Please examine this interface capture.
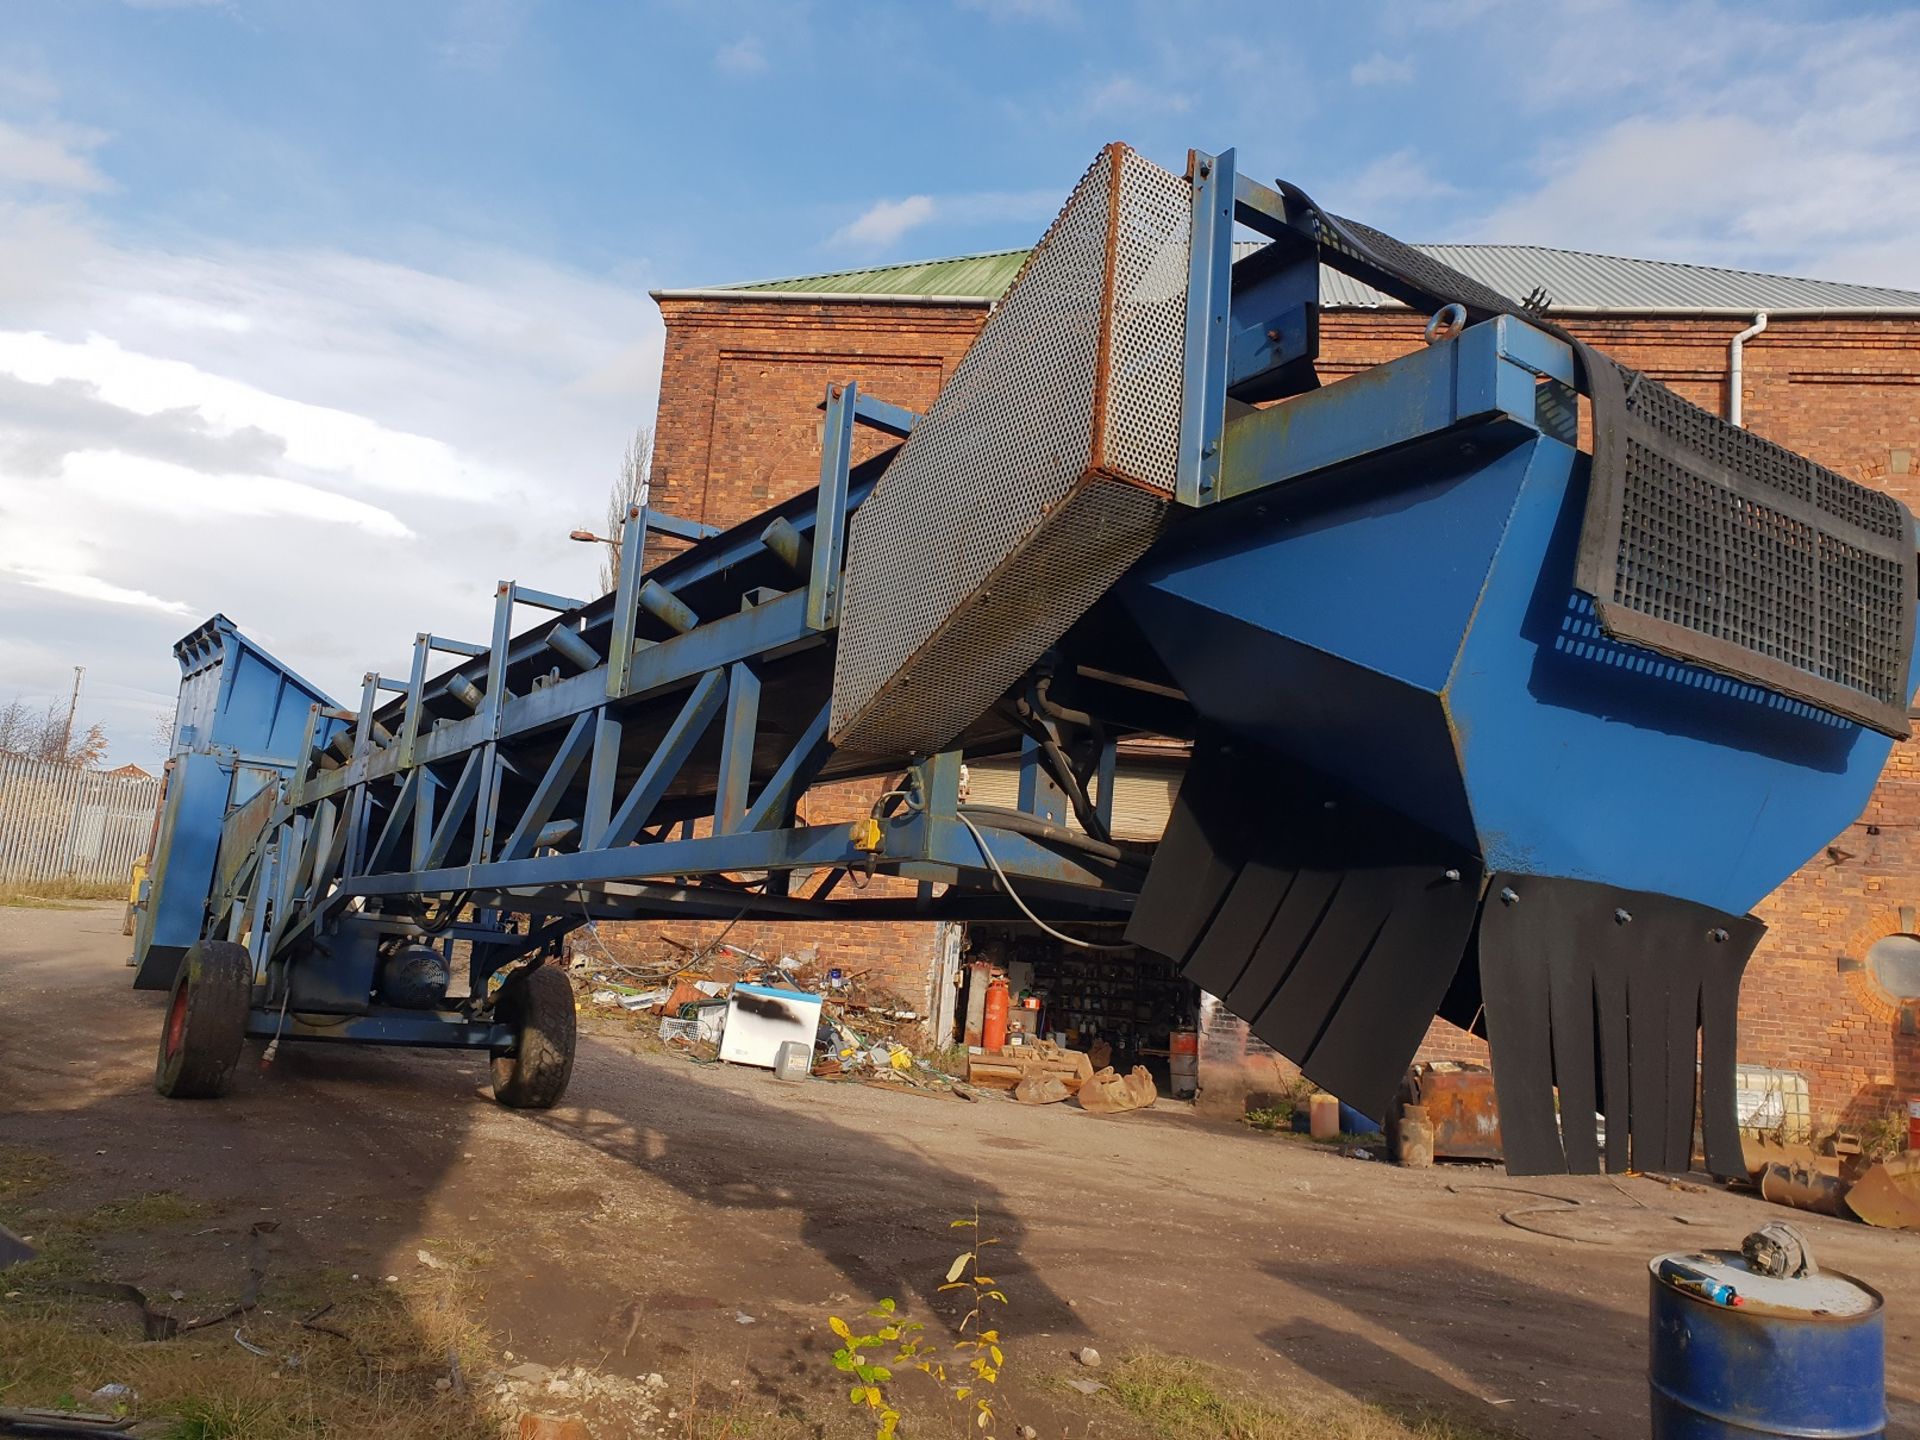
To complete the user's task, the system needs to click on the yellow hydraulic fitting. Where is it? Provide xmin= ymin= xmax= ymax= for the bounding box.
xmin=848 ymin=817 xmax=884 ymax=853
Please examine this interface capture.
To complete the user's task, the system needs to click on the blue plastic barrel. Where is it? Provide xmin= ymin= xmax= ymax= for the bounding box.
xmin=1649 ymin=1250 xmax=1884 ymax=1438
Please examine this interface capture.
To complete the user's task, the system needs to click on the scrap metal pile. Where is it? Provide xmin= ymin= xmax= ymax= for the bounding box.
xmin=132 ymin=142 xmax=1916 ymax=1179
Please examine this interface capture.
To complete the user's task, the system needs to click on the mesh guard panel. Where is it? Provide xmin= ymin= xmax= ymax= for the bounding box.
xmin=830 ymin=144 xmax=1191 ymax=755
xmin=1575 ymin=364 xmax=1915 ymax=737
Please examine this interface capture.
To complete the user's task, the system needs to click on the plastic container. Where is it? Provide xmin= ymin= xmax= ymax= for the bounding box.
xmin=772 ymin=1040 xmax=811 ymax=1083
xmin=1309 ymin=1092 xmax=1340 ymax=1140
xmin=1648 ymin=1249 xmax=1884 ymax=1438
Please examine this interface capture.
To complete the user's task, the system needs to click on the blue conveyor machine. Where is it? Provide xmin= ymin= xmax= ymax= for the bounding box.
xmin=133 ymin=144 xmax=1915 ymax=1177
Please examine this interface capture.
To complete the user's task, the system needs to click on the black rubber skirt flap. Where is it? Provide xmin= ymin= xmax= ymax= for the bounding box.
xmin=1126 ymin=740 xmax=1483 ymax=1122
xmin=1476 ymin=874 xmax=1763 ymax=1178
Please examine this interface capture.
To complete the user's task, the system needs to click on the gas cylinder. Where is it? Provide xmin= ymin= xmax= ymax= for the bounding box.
xmin=982 ymin=975 xmax=1011 ymax=1053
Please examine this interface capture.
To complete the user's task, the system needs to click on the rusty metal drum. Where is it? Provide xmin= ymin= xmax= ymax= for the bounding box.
xmin=1648 ymin=1250 xmax=1884 ymax=1438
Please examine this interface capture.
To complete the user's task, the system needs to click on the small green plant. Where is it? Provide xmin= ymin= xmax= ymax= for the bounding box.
xmin=1243 ymin=1107 xmax=1290 ymax=1132
xmin=827 ymin=1207 xmax=1010 ymax=1439
xmin=1859 ymin=1110 xmax=1910 ymax=1161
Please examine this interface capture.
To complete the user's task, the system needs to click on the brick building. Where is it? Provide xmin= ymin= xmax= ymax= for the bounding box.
xmin=629 ymin=241 xmax=1920 ymax=1134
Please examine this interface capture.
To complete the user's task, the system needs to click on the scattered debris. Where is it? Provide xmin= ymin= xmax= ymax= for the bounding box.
xmin=518 ymin=1416 xmax=593 ymax=1440
xmin=1076 ymin=1346 xmax=1102 ymax=1368
xmin=416 ymin=1248 xmax=447 ymax=1270
xmin=1014 ymin=1075 xmax=1070 ymax=1106
xmin=1843 ymin=1155 xmax=1920 ymax=1231
xmin=1078 ymin=1065 xmax=1156 ymax=1115
xmin=85 ymin=1383 xmax=136 ymax=1409
xmin=1064 ymin=1377 xmax=1105 ymax=1396
xmin=969 ymin=1040 xmax=1092 ymax=1095
xmin=734 ymin=1311 xmax=756 ymax=1325
xmin=1758 ymin=1161 xmax=1847 ymax=1217
xmin=488 ymin=1363 xmax=667 ymax=1433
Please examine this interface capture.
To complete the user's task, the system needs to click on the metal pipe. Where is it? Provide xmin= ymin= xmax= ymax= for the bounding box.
xmin=447 ymin=675 xmax=485 ymax=712
xmin=544 ymin=626 xmax=600 ymax=671
xmin=1728 ymin=311 xmax=1768 ymax=426
xmin=638 ymin=579 xmax=699 ymax=634
xmin=760 ymin=516 xmax=813 ymax=578
xmin=957 ymin=805 xmax=1146 ymax=868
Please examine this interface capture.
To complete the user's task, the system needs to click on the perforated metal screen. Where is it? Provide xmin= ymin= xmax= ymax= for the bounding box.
xmin=1577 ymin=367 xmax=1915 ymax=737
xmin=830 ymin=144 xmax=1192 ymax=755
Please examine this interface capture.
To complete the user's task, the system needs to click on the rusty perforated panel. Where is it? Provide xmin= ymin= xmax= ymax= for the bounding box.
xmin=829 ymin=144 xmax=1190 ymax=756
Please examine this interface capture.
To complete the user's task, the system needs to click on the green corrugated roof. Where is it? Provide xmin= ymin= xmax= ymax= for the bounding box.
xmin=710 ymin=242 xmax=1920 ymax=312
xmin=721 ymin=250 xmax=1028 ymax=298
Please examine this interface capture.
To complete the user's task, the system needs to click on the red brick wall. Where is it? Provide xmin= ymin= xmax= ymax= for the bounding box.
xmin=640 ymin=292 xmax=1920 ymax=1123
xmin=649 ymin=297 xmax=984 ymax=532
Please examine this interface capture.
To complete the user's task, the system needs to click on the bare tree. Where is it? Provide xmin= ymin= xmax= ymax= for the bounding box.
xmin=0 ymin=695 xmax=110 ymax=767
xmin=597 ymin=425 xmax=653 ymax=595
xmin=151 ymin=707 xmax=179 ymax=758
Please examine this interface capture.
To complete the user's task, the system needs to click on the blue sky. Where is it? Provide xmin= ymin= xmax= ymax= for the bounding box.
xmin=3 ymin=0 xmax=1918 ymax=767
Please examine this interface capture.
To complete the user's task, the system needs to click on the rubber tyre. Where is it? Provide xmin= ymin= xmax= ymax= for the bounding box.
xmin=490 ymin=965 xmax=576 ymax=1109
xmin=154 ymin=939 xmax=252 ymax=1099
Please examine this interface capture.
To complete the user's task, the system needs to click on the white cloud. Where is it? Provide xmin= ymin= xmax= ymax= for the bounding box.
xmin=715 ymin=36 xmax=769 ymax=75
xmin=1083 ymin=73 xmax=1191 ymax=119
xmin=0 ymin=331 xmax=517 ymax=501
xmin=6 ymin=567 xmax=192 ymax=616
xmin=0 ymin=118 xmax=109 ymax=191
xmin=0 ymin=137 xmax=664 ymax=769
xmin=831 ymin=195 xmax=936 ymax=250
xmin=1349 ymin=53 xmax=1413 ymax=87
xmin=1466 ymin=2 xmax=1920 ymax=287
xmin=59 ymin=450 xmax=415 ymax=538
xmin=825 ymin=188 xmax=1060 ymax=255
xmin=1324 ymin=149 xmax=1458 ymax=222
xmin=437 ymin=0 xmax=525 ymax=72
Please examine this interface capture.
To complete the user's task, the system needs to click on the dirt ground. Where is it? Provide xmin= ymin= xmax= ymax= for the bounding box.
xmin=3 ymin=902 xmax=1917 ymax=1439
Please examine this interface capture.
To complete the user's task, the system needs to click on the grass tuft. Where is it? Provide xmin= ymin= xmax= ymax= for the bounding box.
xmin=0 ymin=1282 xmax=501 ymax=1439
xmin=0 ymin=880 xmax=122 ymax=907
xmin=0 ymin=1146 xmax=62 ymax=1207
xmin=73 ymin=1192 xmax=205 ymax=1235
xmin=1095 ymin=1353 xmax=1511 ymax=1440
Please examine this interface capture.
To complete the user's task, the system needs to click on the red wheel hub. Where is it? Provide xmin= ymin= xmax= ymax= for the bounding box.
xmin=165 ymin=981 xmax=190 ymax=1060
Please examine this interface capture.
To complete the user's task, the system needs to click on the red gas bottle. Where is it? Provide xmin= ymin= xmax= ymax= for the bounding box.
xmin=982 ymin=975 xmax=1011 ymax=1054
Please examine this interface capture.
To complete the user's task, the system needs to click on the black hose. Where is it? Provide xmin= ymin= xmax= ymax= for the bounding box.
xmin=957 ymin=805 xmax=1148 ymax=868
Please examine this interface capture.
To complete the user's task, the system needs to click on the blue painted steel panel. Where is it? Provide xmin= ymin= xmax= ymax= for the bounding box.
xmin=135 ymin=619 xmax=346 ymax=988
xmin=132 ymin=750 xmax=232 ymax=987
xmin=1449 ymin=447 xmax=1895 ymax=913
xmin=1142 ymin=432 xmax=1533 ymax=695
xmin=1648 ymin=1251 xmax=1884 ymax=1438
xmin=1128 ymin=318 xmax=1905 ymax=917
xmin=173 ymin=614 xmax=340 ymax=760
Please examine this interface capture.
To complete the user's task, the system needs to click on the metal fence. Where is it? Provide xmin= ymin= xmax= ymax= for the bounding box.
xmin=0 ymin=753 xmax=160 ymax=888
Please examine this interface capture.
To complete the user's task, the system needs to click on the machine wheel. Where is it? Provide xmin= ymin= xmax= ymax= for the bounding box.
xmin=154 ymin=940 xmax=252 ymax=1099
xmin=490 ymin=965 xmax=576 ymax=1109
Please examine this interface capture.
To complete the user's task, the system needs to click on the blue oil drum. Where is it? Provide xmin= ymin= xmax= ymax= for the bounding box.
xmin=1649 ymin=1249 xmax=1884 ymax=1438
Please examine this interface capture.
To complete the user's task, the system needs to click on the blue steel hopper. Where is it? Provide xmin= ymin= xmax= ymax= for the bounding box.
xmin=1120 ymin=315 xmax=1914 ymax=1173
xmin=129 ymin=144 xmax=1915 ymax=1180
